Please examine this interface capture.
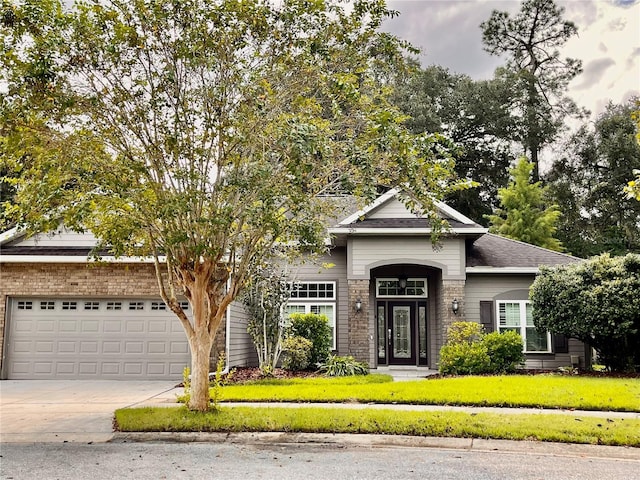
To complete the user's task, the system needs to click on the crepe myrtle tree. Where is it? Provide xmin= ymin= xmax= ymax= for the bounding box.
xmin=530 ymin=254 xmax=640 ymax=372
xmin=1 ymin=0 xmax=469 ymax=411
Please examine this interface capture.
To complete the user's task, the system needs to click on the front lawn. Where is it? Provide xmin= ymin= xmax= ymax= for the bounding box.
xmin=217 ymin=374 xmax=640 ymax=412
xmin=115 ymin=405 xmax=640 ymax=447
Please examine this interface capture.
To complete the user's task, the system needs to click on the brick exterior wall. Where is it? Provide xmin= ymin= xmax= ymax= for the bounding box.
xmin=347 ymin=279 xmax=371 ymax=363
xmin=0 ymin=262 xmax=225 ymax=373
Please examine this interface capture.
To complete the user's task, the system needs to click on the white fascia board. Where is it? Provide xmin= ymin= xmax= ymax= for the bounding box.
xmin=466 ymin=266 xmax=539 ymax=274
xmin=0 ymin=227 xmax=23 ymax=244
xmin=337 ymin=188 xmax=400 ymax=226
xmin=328 ymin=227 xmax=488 ymax=235
xmin=435 ymin=201 xmax=477 ymax=225
xmin=0 ymin=255 xmax=166 ymax=264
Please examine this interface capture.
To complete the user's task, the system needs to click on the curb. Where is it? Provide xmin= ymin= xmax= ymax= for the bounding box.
xmin=111 ymin=431 xmax=640 ymax=461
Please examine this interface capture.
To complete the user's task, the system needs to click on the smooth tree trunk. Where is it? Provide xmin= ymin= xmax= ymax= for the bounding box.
xmin=158 ymin=259 xmax=232 ymax=413
xmin=188 ymin=331 xmax=215 ymax=411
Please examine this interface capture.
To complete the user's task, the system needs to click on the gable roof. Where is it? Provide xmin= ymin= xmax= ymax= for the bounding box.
xmin=330 ymin=188 xmax=487 ymax=235
xmin=466 ymin=233 xmax=582 ymax=273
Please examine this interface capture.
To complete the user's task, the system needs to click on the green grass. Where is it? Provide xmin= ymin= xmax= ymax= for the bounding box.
xmin=217 ymin=375 xmax=640 ymax=412
xmin=115 ymin=405 xmax=640 ymax=447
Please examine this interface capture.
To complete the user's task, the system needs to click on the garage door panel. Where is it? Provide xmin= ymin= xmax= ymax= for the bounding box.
xmin=80 ymin=341 xmax=99 ymax=353
xmin=56 ymin=362 xmax=77 ymax=375
xmin=103 ymin=320 xmax=123 ymax=333
xmin=36 ymin=320 xmax=55 ymax=333
xmin=6 ymin=298 xmax=191 ymax=380
xmin=35 ymin=341 xmax=54 ymax=353
xmin=34 ymin=362 xmax=53 ymax=374
xmin=58 ymin=341 xmax=78 ymax=353
xmin=125 ymin=341 xmax=144 ymax=354
xmin=171 ymin=342 xmax=189 ymax=354
xmin=82 ymin=321 xmax=100 ymax=332
xmin=126 ymin=321 xmax=145 ymax=333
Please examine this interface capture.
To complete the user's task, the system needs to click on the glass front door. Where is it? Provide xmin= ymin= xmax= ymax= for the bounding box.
xmin=377 ymin=300 xmax=427 ymax=366
xmin=389 ymin=302 xmax=416 ymax=365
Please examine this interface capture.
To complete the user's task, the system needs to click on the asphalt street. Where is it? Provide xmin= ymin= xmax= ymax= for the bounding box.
xmin=2 ymin=440 xmax=639 ymax=480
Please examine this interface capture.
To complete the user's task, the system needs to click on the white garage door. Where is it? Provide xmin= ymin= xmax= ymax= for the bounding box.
xmin=5 ymin=298 xmax=191 ymax=380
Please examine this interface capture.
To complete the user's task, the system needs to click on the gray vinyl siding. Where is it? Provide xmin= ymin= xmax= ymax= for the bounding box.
xmin=368 ymin=197 xmax=418 ymax=219
xmin=465 ymin=273 xmax=586 ymax=369
xmin=349 ymin=237 xmax=465 ymax=280
xmin=227 ymin=301 xmax=257 ymax=368
xmin=465 ymin=274 xmax=535 ymax=322
xmin=288 ymin=248 xmax=348 ymax=355
xmin=8 ymin=228 xmax=98 ymax=247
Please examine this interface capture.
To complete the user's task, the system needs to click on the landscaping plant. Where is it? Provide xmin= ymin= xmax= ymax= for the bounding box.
xmin=319 ymin=355 xmax=369 ymax=377
xmin=483 ymin=330 xmax=525 ymax=373
xmin=288 ymin=313 xmax=332 ymax=367
xmin=242 ymin=267 xmax=293 ymax=376
xmin=281 ymin=336 xmax=313 ymax=371
xmin=438 ymin=321 xmax=524 ymax=375
xmin=531 ymin=253 xmax=640 ymax=372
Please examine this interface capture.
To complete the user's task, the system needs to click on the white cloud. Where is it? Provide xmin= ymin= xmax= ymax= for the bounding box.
xmin=383 ymin=0 xmax=640 ymax=120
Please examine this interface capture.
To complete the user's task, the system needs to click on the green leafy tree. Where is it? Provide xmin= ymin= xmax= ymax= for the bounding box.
xmin=1 ymin=0 xmax=466 ymax=411
xmin=242 ymin=267 xmax=293 ymax=376
xmin=624 ymin=105 xmax=640 ymax=201
xmin=487 ymin=158 xmax=563 ymax=251
xmin=481 ymin=0 xmax=584 ymax=181
xmin=546 ymin=100 xmax=640 ymax=257
xmin=530 ymin=254 xmax=640 ymax=372
xmin=392 ymin=64 xmax=515 ymax=224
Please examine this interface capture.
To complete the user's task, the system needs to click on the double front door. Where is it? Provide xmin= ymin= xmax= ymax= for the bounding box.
xmin=377 ymin=301 xmax=428 ymax=366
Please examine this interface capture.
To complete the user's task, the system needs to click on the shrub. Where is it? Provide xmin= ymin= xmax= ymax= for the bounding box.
xmin=438 ymin=321 xmax=524 ymax=375
xmin=281 ymin=336 xmax=313 ymax=371
xmin=319 ymin=355 xmax=368 ymax=376
xmin=288 ymin=313 xmax=332 ymax=366
xmin=531 ymin=253 xmax=640 ymax=372
xmin=446 ymin=321 xmax=484 ymax=344
xmin=439 ymin=342 xmax=491 ymax=375
xmin=483 ymin=330 xmax=525 ymax=373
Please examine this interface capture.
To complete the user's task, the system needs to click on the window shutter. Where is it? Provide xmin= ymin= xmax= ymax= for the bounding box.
xmin=480 ymin=301 xmax=495 ymax=333
xmin=553 ymin=334 xmax=569 ymax=353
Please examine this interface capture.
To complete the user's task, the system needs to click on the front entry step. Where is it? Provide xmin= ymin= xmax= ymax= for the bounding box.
xmin=372 ymin=366 xmax=439 ymax=379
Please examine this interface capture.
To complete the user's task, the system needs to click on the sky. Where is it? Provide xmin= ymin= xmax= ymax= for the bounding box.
xmin=382 ymin=0 xmax=640 ymax=122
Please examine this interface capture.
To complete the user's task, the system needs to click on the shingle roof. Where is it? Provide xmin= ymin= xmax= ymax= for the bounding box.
xmin=340 ymin=217 xmax=478 ymax=230
xmin=466 ymin=233 xmax=582 ymax=269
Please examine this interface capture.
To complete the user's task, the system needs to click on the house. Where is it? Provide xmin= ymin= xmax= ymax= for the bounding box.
xmin=0 ymin=190 xmax=584 ymax=380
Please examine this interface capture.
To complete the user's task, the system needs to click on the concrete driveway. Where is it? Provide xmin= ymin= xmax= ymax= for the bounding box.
xmin=0 ymin=380 xmax=182 ymax=443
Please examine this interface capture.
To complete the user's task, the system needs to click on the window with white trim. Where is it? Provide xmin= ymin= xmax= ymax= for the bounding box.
xmin=286 ymin=281 xmax=336 ymax=350
xmin=497 ymin=300 xmax=551 ymax=353
xmin=376 ymin=278 xmax=428 ymax=298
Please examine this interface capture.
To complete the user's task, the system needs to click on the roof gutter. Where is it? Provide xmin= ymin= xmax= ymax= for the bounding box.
xmin=466 ymin=266 xmax=539 ymax=274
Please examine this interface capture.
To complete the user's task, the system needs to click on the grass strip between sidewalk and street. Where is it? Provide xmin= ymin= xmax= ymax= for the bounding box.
xmin=216 ymin=375 xmax=640 ymax=412
xmin=114 ymin=405 xmax=640 ymax=447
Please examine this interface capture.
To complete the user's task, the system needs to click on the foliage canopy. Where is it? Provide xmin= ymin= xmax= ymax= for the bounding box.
xmin=486 ymin=158 xmax=562 ymax=251
xmin=530 ymin=254 xmax=640 ymax=372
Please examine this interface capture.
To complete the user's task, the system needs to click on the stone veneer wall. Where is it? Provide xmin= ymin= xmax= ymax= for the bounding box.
xmin=0 ymin=262 xmax=224 ymax=374
xmin=347 ymin=279 xmax=371 ymax=363
xmin=433 ymin=279 xmax=466 ymax=363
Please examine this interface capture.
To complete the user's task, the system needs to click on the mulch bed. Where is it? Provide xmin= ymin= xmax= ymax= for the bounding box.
xmin=223 ymin=367 xmax=321 ymax=384
xmin=217 ymin=367 xmax=639 ymax=385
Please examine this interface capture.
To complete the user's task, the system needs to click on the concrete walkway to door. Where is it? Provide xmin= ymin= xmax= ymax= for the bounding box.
xmin=0 ymin=380 xmax=180 ymax=443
